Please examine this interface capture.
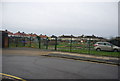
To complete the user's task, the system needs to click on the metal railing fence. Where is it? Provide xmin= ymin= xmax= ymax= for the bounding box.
xmin=8 ymin=36 xmax=119 ymax=57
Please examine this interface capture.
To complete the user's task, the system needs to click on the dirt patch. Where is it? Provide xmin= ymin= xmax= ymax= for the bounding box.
xmin=3 ymin=49 xmax=52 ymax=56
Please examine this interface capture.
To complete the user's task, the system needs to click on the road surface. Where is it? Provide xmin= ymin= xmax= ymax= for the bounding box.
xmin=2 ymin=53 xmax=118 ymax=79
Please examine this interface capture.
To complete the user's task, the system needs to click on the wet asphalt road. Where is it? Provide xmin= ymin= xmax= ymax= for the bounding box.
xmin=2 ymin=54 xmax=118 ymax=79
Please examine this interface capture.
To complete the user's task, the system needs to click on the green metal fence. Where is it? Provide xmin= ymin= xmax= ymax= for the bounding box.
xmin=8 ymin=36 xmax=119 ymax=57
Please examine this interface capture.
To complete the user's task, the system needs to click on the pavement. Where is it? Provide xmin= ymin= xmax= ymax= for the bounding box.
xmin=44 ymin=52 xmax=119 ymax=65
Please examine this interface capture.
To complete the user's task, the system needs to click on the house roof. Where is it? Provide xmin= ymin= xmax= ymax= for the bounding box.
xmin=25 ymin=34 xmax=31 ymax=37
xmin=3 ymin=30 xmax=40 ymax=37
xmin=59 ymin=35 xmax=76 ymax=38
xmin=84 ymin=36 xmax=97 ymax=38
xmin=5 ymin=30 xmax=14 ymax=35
xmin=78 ymin=35 xmax=97 ymax=38
xmin=32 ymin=34 xmax=38 ymax=37
xmin=14 ymin=32 xmax=23 ymax=36
xmin=39 ymin=34 xmax=47 ymax=38
xmin=13 ymin=32 xmax=37 ymax=37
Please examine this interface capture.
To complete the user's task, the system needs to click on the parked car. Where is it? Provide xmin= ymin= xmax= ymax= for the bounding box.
xmin=94 ymin=42 xmax=120 ymax=52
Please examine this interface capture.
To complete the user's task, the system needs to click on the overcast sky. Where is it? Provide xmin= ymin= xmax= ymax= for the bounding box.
xmin=1 ymin=0 xmax=119 ymax=38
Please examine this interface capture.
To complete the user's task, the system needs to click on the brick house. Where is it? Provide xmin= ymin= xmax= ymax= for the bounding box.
xmin=1 ymin=30 xmax=8 ymax=48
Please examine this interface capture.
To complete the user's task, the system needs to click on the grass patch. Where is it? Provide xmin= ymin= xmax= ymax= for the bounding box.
xmin=9 ymin=42 xmax=120 ymax=57
xmin=58 ymin=49 xmax=119 ymax=57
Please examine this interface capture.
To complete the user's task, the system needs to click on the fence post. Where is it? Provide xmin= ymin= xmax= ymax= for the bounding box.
xmin=39 ymin=37 xmax=41 ymax=49
xmin=15 ymin=37 xmax=18 ymax=47
xmin=29 ymin=37 xmax=31 ymax=47
xmin=8 ymin=37 xmax=9 ymax=48
xmin=23 ymin=36 xmax=25 ymax=47
xmin=88 ymin=38 xmax=90 ymax=54
xmin=70 ymin=35 xmax=72 ymax=52
xmin=55 ymin=37 xmax=57 ymax=50
xmin=46 ymin=37 xmax=48 ymax=49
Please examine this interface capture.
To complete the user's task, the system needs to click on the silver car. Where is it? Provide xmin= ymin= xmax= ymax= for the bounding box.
xmin=94 ymin=42 xmax=120 ymax=52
